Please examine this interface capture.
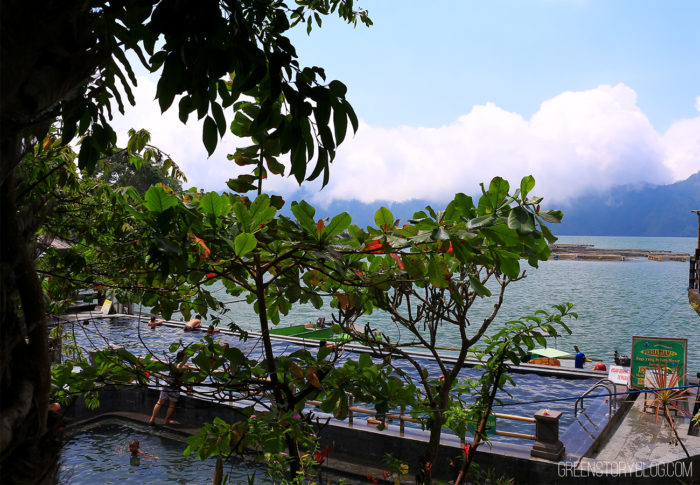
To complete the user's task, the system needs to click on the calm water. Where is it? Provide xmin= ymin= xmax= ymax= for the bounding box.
xmin=202 ymin=235 xmax=698 ymax=371
xmin=67 ymin=316 xmax=595 ymax=442
xmin=58 ymin=422 xmax=267 ymax=484
xmin=60 ymin=235 xmax=697 ymax=481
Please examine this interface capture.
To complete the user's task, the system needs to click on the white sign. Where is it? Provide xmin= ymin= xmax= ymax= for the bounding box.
xmin=608 ymin=365 xmax=630 ymax=386
xmin=101 ymin=299 xmax=112 ymax=315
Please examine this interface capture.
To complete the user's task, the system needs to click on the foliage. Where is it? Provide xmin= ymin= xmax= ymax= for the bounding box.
xmin=1 ymin=4 xmax=582 ymax=483
xmin=92 ymin=129 xmax=185 ymax=193
xmin=644 ymin=364 xmax=689 ymax=427
xmin=2 ymin=1 xmax=371 ymax=478
xmin=319 ymin=175 xmax=565 ymax=483
xmin=453 ymin=304 xmax=576 ymax=484
xmin=643 ymin=364 xmax=692 ymax=462
xmin=382 ymin=453 xmax=409 ymax=484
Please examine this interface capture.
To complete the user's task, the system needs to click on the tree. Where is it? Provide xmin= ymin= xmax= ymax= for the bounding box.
xmin=92 ymin=129 xmax=185 ymax=194
xmin=329 ymin=176 xmax=568 ymax=482
xmin=1 ymin=1 xmax=370 ymax=481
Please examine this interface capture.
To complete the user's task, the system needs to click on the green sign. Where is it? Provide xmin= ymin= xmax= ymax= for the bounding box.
xmin=630 ymin=336 xmax=687 ymax=389
xmin=467 ymin=412 xmax=497 ymax=436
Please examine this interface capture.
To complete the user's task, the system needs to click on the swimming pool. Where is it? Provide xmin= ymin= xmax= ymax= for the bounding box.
xmin=57 ymin=315 xmax=600 ymax=443
xmin=58 ymin=421 xmax=265 ymax=484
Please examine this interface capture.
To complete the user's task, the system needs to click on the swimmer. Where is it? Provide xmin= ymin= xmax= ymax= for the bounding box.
xmin=148 ymin=315 xmax=163 ymax=328
xmin=128 ymin=439 xmax=157 ymax=464
xmin=206 ymin=325 xmax=220 ymax=336
xmin=184 ymin=315 xmax=202 ymax=332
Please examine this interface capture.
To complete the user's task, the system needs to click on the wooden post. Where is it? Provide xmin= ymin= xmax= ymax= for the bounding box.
xmin=530 ymin=409 xmax=565 ymax=461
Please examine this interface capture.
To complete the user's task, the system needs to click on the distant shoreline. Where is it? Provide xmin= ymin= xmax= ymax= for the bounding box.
xmin=550 ymin=243 xmax=690 ymax=261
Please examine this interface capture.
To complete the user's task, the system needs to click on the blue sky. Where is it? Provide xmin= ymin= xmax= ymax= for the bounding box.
xmin=113 ymin=0 xmax=700 ymax=207
xmin=290 ymin=1 xmax=699 ymax=132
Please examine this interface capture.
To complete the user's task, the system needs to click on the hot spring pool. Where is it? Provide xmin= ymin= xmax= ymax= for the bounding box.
xmin=58 ymin=421 xmax=266 ymax=484
xmin=59 ymin=420 xmax=366 ymax=484
xmin=58 ymin=316 xmax=601 ymax=443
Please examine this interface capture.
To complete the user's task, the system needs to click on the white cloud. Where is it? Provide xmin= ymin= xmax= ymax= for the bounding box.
xmin=112 ymin=81 xmax=700 ymax=206
xmin=311 ymin=83 xmax=695 ymax=207
xmin=661 ymin=96 xmax=700 ymax=182
xmin=109 ymin=76 xmax=300 ymax=195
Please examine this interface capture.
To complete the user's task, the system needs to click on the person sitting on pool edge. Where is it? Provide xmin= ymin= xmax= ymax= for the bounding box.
xmin=184 ymin=314 xmax=202 ymax=331
xmin=574 ymin=345 xmax=586 ymax=369
xmin=148 ymin=315 xmax=163 ymax=328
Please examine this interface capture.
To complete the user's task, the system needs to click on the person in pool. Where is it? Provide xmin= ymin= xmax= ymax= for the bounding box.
xmin=184 ymin=315 xmax=202 ymax=331
xmin=206 ymin=324 xmax=220 ymax=336
xmin=128 ymin=439 xmax=157 ymax=465
xmin=148 ymin=315 xmax=163 ymax=328
xmin=574 ymin=345 xmax=586 ymax=369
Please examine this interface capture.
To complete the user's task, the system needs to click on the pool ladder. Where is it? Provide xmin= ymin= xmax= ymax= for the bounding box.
xmin=574 ymin=378 xmax=622 ymax=417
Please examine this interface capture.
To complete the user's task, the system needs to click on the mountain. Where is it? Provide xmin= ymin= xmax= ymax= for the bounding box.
xmin=299 ymin=171 xmax=700 ymax=237
xmin=556 ymin=171 xmax=700 ymax=237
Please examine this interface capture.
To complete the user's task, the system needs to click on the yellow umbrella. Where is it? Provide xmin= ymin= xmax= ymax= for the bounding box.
xmin=531 ymin=347 xmax=571 ymax=358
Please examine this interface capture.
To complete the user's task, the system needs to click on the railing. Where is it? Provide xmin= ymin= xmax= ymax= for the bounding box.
xmin=690 ymin=250 xmax=699 ymax=290
xmin=157 ymin=379 xmax=564 ymax=459
xmin=574 ymin=378 xmax=621 ymax=417
xmin=307 ymin=398 xmax=538 ymax=441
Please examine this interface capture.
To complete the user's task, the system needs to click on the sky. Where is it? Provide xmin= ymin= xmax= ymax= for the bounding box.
xmin=111 ymin=0 xmax=700 ymax=208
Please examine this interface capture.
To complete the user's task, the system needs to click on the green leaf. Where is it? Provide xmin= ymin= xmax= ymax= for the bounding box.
xmin=469 ymin=275 xmax=492 ymax=297
xmin=230 ymin=112 xmax=251 ymax=137
xmin=520 ymin=175 xmax=535 ymax=199
xmin=427 ymin=255 xmax=449 ymax=288
xmin=494 ymin=248 xmax=521 ymax=278
xmin=203 ymin=116 xmax=218 ymax=155
xmin=145 ymin=185 xmax=178 ymax=212
xmin=402 ymin=255 xmax=426 ymax=279
xmin=466 ymin=213 xmax=498 ymax=231
xmin=323 ymin=212 xmax=351 ymax=240
xmin=154 ymin=236 xmax=182 ymax=256
xmin=200 ymin=192 xmax=226 ymax=222
xmin=538 ymin=209 xmax=563 ymax=223
xmin=374 ymin=207 xmax=393 ymax=230
xmin=329 ymin=80 xmax=347 ymax=97
xmin=265 ymin=156 xmax=285 ymax=175
xmin=211 ymin=102 xmax=227 ymax=137
xmin=233 ymin=201 xmax=252 ymax=232
xmin=487 ymin=177 xmax=510 ymax=204
xmin=250 ymin=194 xmax=275 ymax=228
xmin=290 ymin=200 xmax=317 ymax=235
xmin=507 ymin=206 xmax=535 ymax=235
xmin=332 ymin=101 xmax=348 ymax=145
xmin=234 ymin=233 xmax=257 ymax=257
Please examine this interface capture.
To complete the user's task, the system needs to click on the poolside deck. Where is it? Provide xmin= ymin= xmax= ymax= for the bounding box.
xmin=586 ymin=388 xmax=700 ymax=474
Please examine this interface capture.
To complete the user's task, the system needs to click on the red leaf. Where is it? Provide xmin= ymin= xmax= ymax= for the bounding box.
xmin=390 ymin=253 xmax=405 ymax=269
xmin=365 ymin=239 xmax=382 ymax=254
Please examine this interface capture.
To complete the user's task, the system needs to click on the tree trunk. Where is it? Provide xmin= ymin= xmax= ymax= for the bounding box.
xmin=454 ymin=365 xmax=505 ymax=485
xmin=417 ymin=390 xmax=449 ymax=484
xmin=253 ymin=263 xmax=302 ymax=477
xmin=0 ymin=135 xmax=58 ymax=483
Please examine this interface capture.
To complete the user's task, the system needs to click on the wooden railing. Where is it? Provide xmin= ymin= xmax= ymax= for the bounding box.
xmin=306 ymin=398 xmax=537 ymax=441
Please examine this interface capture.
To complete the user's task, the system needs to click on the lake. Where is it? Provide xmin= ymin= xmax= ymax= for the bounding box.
xmin=200 ymin=235 xmax=698 ymax=371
